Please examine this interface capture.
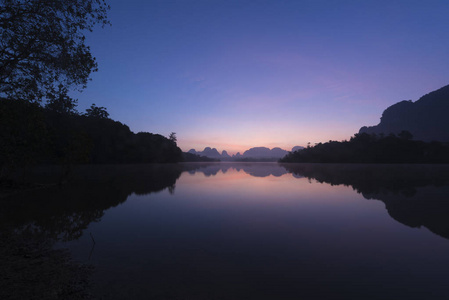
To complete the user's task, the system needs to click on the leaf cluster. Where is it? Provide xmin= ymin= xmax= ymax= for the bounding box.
xmin=0 ymin=0 xmax=109 ymax=102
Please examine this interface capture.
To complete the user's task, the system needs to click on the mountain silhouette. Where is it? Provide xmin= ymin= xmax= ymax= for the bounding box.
xmin=188 ymin=147 xmax=222 ymax=159
xmin=359 ymin=84 xmax=449 ymax=142
xmin=242 ymin=147 xmax=288 ymax=158
xmin=292 ymin=146 xmax=305 ymax=152
xmin=189 ymin=146 xmax=303 ymax=161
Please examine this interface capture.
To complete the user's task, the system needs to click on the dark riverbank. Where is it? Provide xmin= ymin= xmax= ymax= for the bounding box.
xmin=0 ymin=173 xmax=94 ymax=299
xmin=0 ymin=232 xmax=94 ymax=300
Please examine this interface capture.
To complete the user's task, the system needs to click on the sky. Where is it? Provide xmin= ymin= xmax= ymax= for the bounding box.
xmin=74 ymin=0 xmax=449 ymax=155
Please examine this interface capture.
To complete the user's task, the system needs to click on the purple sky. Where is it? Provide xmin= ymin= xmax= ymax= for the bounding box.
xmin=74 ymin=0 xmax=449 ymax=155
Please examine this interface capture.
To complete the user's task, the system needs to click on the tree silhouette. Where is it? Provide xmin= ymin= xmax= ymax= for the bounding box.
xmin=398 ymin=130 xmax=413 ymax=140
xmin=280 ymin=133 xmax=449 ymax=164
xmin=44 ymin=84 xmax=78 ymax=115
xmin=169 ymin=132 xmax=177 ymax=143
xmin=0 ymin=0 xmax=109 ymax=103
xmin=0 ymin=100 xmax=47 ymax=179
xmin=85 ymin=103 xmax=109 ymax=118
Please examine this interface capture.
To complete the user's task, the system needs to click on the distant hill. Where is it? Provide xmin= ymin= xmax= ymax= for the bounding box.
xmin=242 ymin=147 xmax=288 ymax=159
xmin=188 ymin=147 xmax=223 ymax=159
xmin=188 ymin=146 xmax=303 ymax=161
xmin=292 ymin=146 xmax=305 ymax=152
xmin=359 ymin=84 xmax=449 ymax=142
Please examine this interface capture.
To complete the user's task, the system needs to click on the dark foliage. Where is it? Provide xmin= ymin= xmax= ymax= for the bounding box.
xmin=280 ymin=132 xmax=449 ymax=163
xmin=44 ymin=84 xmax=79 ymax=115
xmin=0 ymin=100 xmax=183 ymax=181
xmin=183 ymin=152 xmax=220 ymax=162
xmin=0 ymin=99 xmax=48 ymax=178
xmin=234 ymin=157 xmax=280 ymax=162
xmin=84 ymin=103 xmax=109 ymax=118
xmin=0 ymin=0 xmax=109 ymax=103
xmin=44 ymin=108 xmax=184 ymax=165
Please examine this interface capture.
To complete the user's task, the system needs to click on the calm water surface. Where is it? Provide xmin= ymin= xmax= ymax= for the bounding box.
xmin=6 ymin=163 xmax=449 ymax=299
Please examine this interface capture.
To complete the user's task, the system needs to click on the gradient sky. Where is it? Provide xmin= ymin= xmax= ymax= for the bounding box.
xmin=74 ymin=0 xmax=449 ymax=155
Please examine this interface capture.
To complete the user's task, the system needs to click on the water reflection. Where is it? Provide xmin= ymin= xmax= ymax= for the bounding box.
xmin=3 ymin=163 xmax=449 ymax=242
xmin=282 ymin=163 xmax=449 ymax=239
xmin=186 ymin=163 xmax=449 ymax=241
xmin=3 ymin=163 xmax=449 ymax=299
xmin=0 ymin=164 xmax=184 ymax=241
xmin=183 ymin=162 xmax=290 ymax=177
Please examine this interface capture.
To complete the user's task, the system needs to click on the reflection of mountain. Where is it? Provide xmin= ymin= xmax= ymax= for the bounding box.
xmin=182 ymin=162 xmax=289 ymax=177
xmin=368 ymin=186 xmax=449 ymax=239
xmin=282 ymin=163 xmax=449 ymax=239
xmin=1 ymin=164 xmax=184 ymax=241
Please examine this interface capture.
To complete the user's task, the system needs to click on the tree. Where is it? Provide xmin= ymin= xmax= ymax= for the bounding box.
xmin=0 ymin=0 xmax=109 ymax=103
xmin=0 ymin=99 xmax=48 ymax=179
xmin=398 ymin=130 xmax=413 ymax=140
xmin=169 ymin=132 xmax=177 ymax=143
xmin=44 ymin=84 xmax=78 ymax=114
xmin=85 ymin=103 xmax=109 ymax=118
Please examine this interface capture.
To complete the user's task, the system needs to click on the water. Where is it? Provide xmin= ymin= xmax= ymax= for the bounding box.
xmin=4 ymin=163 xmax=449 ymax=299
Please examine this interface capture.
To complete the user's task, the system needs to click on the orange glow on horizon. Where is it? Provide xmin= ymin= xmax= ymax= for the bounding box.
xmin=177 ymin=130 xmax=352 ymax=156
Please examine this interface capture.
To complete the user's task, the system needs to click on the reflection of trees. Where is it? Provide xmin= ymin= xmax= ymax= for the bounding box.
xmin=182 ymin=162 xmax=288 ymax=177
xmin=0 ymin=164 xmax=186 ymax=299
xmin=6 ymin=163 xmax=449 ymax=242
xmin=282 ymin=163 xmax=449 ymax=239
xmin=1 ymin=164 xmax=184 ymax=242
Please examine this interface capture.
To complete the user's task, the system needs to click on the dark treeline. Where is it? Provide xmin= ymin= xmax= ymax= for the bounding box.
xmin=280 ymin=131 xmax=449 ymax=163
xmin=0 ymin=99 xmax=183 ymax=180
xmin=45 ymin=109 xmax=184 ymax=165
xmin=0 ymin=0 xmax=184 ymax=183
xmin=182 ymin=152 xmax=220 ymax=162
xmin=234 ymin=157 xmax=280 ymax=162
xmin=0 ymin=1 xmax=183 ymax=298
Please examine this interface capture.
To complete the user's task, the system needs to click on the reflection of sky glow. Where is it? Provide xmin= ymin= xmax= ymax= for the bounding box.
xmin=178 ymin=166 xmax=357 ymax=206
xmin=61 ymin=164 xmax=449 ymax=299
xmin=75 ymin=0 xmax=449 ymax=154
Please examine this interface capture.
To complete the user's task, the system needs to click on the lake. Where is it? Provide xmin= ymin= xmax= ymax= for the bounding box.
xmin=3 ymin=163 xmax=449 ymax=299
